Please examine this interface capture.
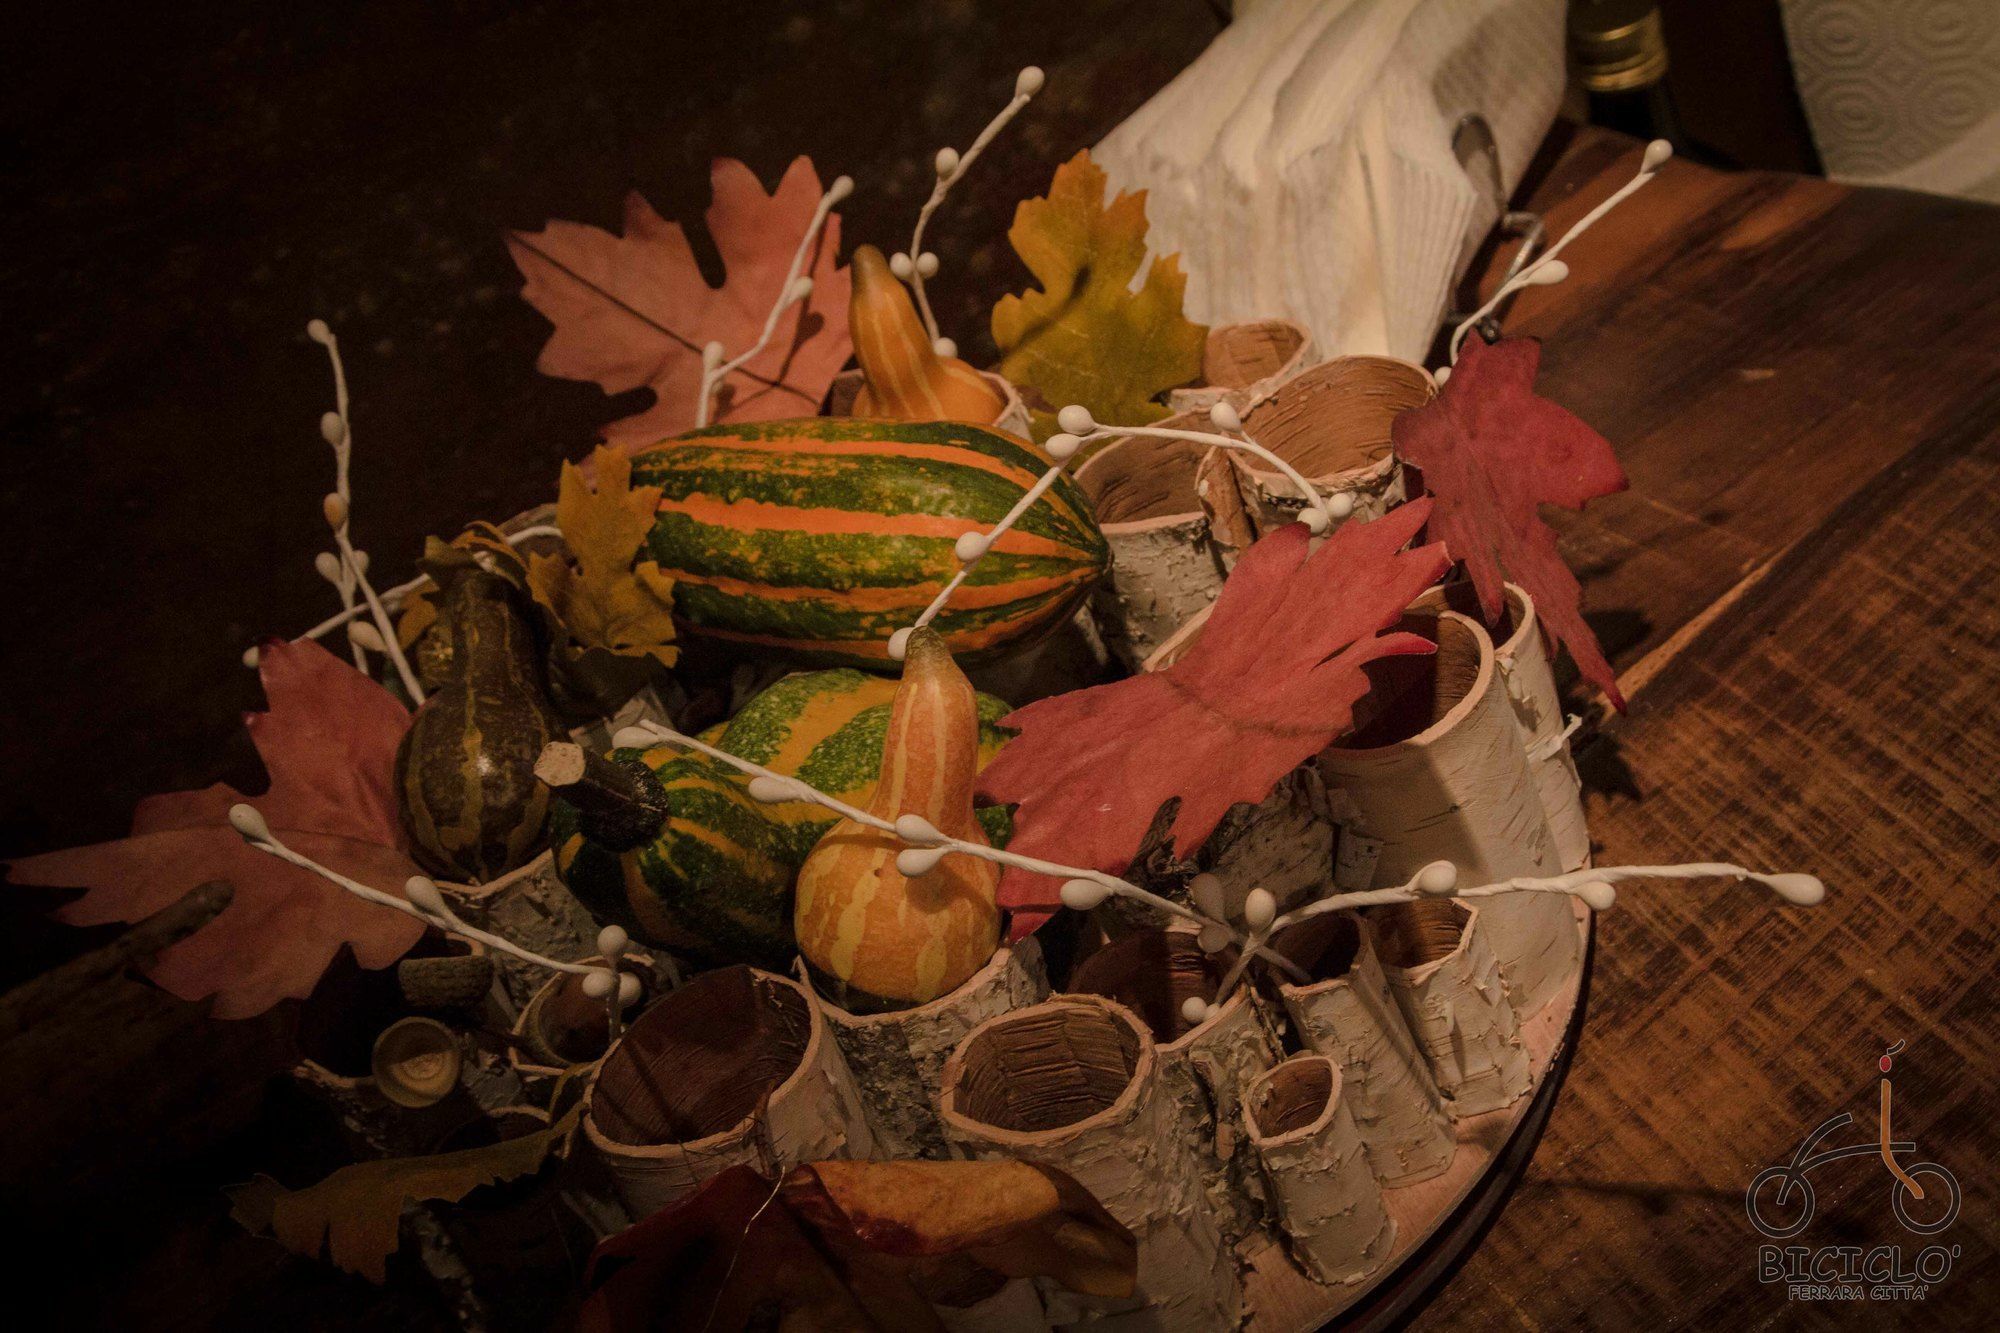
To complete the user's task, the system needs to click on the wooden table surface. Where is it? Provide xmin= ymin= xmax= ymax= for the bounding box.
xmin=1416 ymin=127 xmax=2000 ymax=1328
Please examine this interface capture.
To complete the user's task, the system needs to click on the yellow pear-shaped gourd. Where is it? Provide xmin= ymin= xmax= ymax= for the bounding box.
xmin=793 ymin=627 xmax=1001 ymax=1010
xmin=849 ymin=244 xmax=1008 ymax=424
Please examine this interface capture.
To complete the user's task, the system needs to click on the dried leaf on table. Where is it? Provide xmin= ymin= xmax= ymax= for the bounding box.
xmin=1391 ymin=334 xmax=1630 ymax=707
xmin=509 ymin=157 xmax=850 ymax=447
xmin=977 ymin=502 xmax=1450 ymax=938
xmin=229 ymin=1102 xmax=584 ymax=1283
xmin=4 ymin=639 xmax=423 ymax=1018
xmin=579 ymin=1160 xmax=1135 ymax=1333
xmin=992 ymin=150 xmax=1206 ymax=440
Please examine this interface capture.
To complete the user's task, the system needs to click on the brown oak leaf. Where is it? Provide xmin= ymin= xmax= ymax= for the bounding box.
xmin=6 ymin=638 xmax=423 ymax=1018
xmin=509 ymin=157 xmax=851 ymax=447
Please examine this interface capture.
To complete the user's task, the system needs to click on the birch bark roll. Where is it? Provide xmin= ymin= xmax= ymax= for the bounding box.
xmin=1064 ymin=929 xmax=1282 ymax=1242
xmin=827 ymin=367 xmax=1032 ymax=440
xmin=581 ymin=965 xmax=875 ymax=1219
xmin=1168 ymin=319 xmax=1313 ymax=414
xmin=1073 ymin=409 xmax=1254 ymax=671
xmin=1371 ymin=900 xmax=1531 ymax=1117
xmin=1241 ymin=1055 xmax=1395 ymax=1285
xmin=1412 ymin=581 xmax=1590 ymax=871
xmin=938 ymin=995 xmax=1242 ymax=1329
xmin=448 ymin=858 xmax=610 ymax=1007
xmin=804 ymin=939 xmax=1049 ymax=1159
xmin=1314 ymin=610 xmax=1580 ymax=1013
xmin=1266 ymin=911 xmax=1455 ymax=1185
xmin=1232 ymin=356 xmax=1429 ymax=536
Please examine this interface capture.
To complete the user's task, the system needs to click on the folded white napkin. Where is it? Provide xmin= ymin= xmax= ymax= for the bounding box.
xmin=1095 ymin=0 xmax=1566 ymax=362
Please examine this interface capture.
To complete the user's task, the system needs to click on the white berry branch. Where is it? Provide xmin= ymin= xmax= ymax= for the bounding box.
xmin=1447 ymin=139 xmax=1674 ymax=364
xmin=695 ymin=174 xmax=855 ymax=429
xmin=893 ymin=66 xmax=1045 ymax=348
xmin=605 ymin=718 xmax=1315 ymax=985
xmin=227 ymin=803 xmax=641 ymax=1032
xmin=247 ymin=523 xmax=565 ymax=667
xmin=886 ymin=399 xmax=1341 ymax=662
xmin=294 ymin=319 xmax=426 ymax=703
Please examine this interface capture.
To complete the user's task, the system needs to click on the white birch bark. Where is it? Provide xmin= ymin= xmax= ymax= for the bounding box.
xmin=1413 ymin=582 xmax=1591 ymax=872
xmin=1064 ymin=928 xmax=1283 ymax=1243
xmin=1073 ymin=411 xmax=1247 ymax=670
xmin=1315 ymin=611 xmax=1580 ymax=1013
xmin=1372 ymin=900 xmax=1531 ymax=1117
xmin=806 ymin=939 xmax=1049 ymax=1159
xmin=938 ymin=995 xmax=1242 ymax=1330
xmin=1242 ymin=1055 xmax=1395 ymax=1285
xmin=1268 ymin=911 xmax=1455 ymax=1185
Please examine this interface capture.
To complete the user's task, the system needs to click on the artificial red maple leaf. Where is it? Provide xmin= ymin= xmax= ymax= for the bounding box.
xmin=1391 ymin=334 xmax=1629 ymax=708
xmin=6 ymin=638 xmax=424 ymax=1019
xmin=977 ymin=501 xmax=1450 ymax=937
xmin=508 ymin=156 xmax=851 ymax=448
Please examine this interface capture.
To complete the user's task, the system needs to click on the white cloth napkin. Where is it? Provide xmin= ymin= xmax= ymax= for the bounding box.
xmin=1095 ymin=0 xmax=1567 ymax=362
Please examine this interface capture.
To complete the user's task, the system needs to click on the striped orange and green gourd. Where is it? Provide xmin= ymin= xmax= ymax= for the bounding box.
xmin=848 ymin=243 xmax=1008 ymax=423
xmin=632 ymin=418 xmax=1107 ymax=665
xmin=793 ymin=628 xmax=1001 ymax=1012
xmin=549 ymin=668 xmax=1013 ymax=969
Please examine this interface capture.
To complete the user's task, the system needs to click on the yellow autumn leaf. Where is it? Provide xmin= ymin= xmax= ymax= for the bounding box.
xmin=529 ymin=446 xmax=680 ymax=670
xmin=992 ymin=150 xmax=1207 ymax=439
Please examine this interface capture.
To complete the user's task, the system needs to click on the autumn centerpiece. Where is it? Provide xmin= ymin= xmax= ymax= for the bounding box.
xmin=7 ymin=57 xmax=1827 ymax=1332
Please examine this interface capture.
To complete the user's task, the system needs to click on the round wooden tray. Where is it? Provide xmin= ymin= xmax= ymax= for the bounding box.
xmin=1244 ymin=898 xmax=1595 ymax=1331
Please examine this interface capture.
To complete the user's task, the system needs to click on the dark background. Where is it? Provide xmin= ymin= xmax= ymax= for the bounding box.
xmin=0 ymin=1 xmax=1820 ymax=1325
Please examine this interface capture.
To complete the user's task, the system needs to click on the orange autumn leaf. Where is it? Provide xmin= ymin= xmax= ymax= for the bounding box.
xmin=509 ymin=157 xmax=852 ymax=447
xmin=5 ymin=639 xmax=424 ymax=1018
xmin=992 ymin=150 xmax=1205 ymax=438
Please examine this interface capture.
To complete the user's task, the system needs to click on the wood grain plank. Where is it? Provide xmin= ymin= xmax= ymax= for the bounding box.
xmin=1422 ymin=341 xmax=2000 ymax=1328
xmin=1491 ymin=132 xmax=2000 ymax=674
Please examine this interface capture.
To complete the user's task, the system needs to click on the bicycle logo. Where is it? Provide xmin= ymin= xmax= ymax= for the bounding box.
xmin=1746 ymin=1042 xmax=1960 ymax=1239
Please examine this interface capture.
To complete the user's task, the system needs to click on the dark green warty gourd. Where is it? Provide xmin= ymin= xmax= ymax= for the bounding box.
xmin=396 ymin=570 xmax=566 ymax=881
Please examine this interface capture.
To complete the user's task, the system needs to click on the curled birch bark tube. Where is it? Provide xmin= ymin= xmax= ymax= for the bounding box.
xmin=510 ymin=950 xmax=654 ymax=1071
xmin=1315 ymin=610 xmax=1580 ymax=1013
xmin=1167 ymin=319 xmax=1314 ymax=415
xmin=1231 ymin=356 xmax=1429 ymax=536
xmin=1265 ymin=911 xmax=1454 ymax=1185
xmin=1412 ymin=581 xmax=1590 ymax=871
xmin=445 ymin=858 xmax=608 ymax=1008
xmin=581 ymin=965 xmax=875 ymax=1219
xmin=803 ymin=939 xmax=1050 ymax=1159
xmin=1073 ymin=410 xmax=1254 ymax=670
xmin=1371 ymin=900 xmax=1531 ymax=1117
xmin=1065 ymin=929 xmax=1281 ymax=1242
xmin=1241 ymin=1055 xmax=1395 ymax=1285
xmin=938 ymin=995 xmax=1242 ymax=1329
xmin=827 ymin=367 xmax=1032 ymax=440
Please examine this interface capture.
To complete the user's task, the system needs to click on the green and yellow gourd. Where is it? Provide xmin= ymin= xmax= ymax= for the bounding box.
xmin=794 ymin=628 xmax=1000 ymax=1012
xmin=548 ymin=669 xmax=1013 ymax=969
xmin=396 ymin=569 xmax=565 ymax=881
xmin=633 ymin=418 xmax=1106 ymax=665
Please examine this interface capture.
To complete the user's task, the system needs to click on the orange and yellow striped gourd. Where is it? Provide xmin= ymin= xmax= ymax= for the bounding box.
xmin=848 ymin=244 xmax=1008 ymax=424
xmin=793 ymin=626 xmax=1001 ymax=1010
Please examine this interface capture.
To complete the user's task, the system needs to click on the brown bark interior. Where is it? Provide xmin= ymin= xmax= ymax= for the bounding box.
xmin=1370 ymin=900 xmax=1474 ymax=970
xmin=1249 ymin=1059 xmax=1334 ymax=1138
xmin=1269 ymin=912 xmax=1364 ymax=984
xmin=1240 ymin=357 xmax=1431 ymax=480
xmin=590 ymin=967 xmax=811 ymax=1146
xmin=955 ymin=1004 xmax=1142 ymax=1133
xmin=1066 ymin=929 xmax=1231 ymax=1042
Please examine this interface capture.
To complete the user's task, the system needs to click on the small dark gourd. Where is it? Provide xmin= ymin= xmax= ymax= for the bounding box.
xmin=396 ymin=569 xmax=566 ymax=881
